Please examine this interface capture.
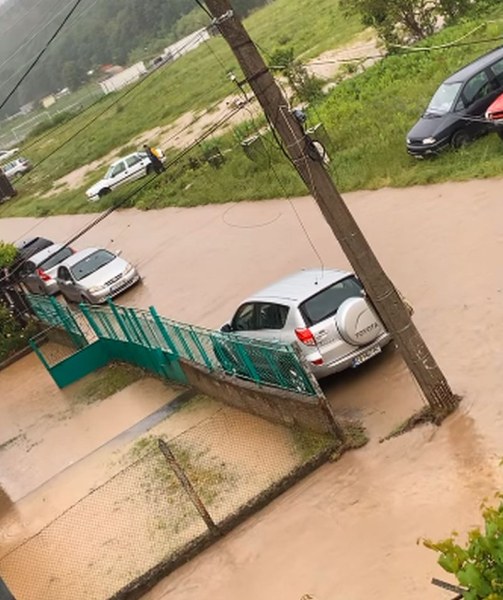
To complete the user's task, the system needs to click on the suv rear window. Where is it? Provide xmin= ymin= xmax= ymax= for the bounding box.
xmin=39 ymin=247 xmax=73 ymax=270
xmin=300 ymin=276 xmax=363 ymax=326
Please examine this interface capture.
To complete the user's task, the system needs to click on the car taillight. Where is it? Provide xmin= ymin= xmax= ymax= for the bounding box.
xmin=295 ymin=327 xmax=316 ymax=346
xmin=37 ymin=268 xmax=51 ymax=281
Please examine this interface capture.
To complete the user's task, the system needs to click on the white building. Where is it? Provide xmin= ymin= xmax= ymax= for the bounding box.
xmin=99 ymin=62 xmax=147 ymax=95
xmin=163 ymin=28 xmax=210 ymax=63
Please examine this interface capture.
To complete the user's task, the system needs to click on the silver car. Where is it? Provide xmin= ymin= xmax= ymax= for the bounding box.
xmin=220 ymin=269 xmax=393 ymax=379
xmin=56 ymin=247 xmax=140 ymax=304
xmin=20 ymin=243 xmax=75 ymax=295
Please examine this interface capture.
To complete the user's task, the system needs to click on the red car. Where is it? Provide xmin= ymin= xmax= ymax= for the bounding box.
xmin=486 ymin=93 xmax=503 ymax=138
xmin=486 ymin=93 xmax=503 ymax=120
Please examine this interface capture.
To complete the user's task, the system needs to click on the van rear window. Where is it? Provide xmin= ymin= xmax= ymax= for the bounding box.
xmin=299 ymin=276 xmax=363 ymax=326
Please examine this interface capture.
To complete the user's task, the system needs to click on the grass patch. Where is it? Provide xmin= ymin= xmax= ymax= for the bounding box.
xmin=291 ymin=426 xmax=339 ymax=462
xmin=74 ymin=363 xmax=145 ymax=406
xmin=128 ymin=434 xmax=236 ymax=507
xmin=0 ymin=0 xmax=363 ymax=218
xmin=380 ymin=398 xmax=461 ymax=442
xmin=6 ymin=8 xmax=503 ymax=217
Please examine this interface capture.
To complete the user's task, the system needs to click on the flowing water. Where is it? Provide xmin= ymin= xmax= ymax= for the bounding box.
xmin=1 ymin=178 xmax=503 ymax=598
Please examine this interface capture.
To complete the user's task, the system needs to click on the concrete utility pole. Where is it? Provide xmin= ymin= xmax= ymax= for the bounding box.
xmin=204 ymin=0 xmax=458 ymax=415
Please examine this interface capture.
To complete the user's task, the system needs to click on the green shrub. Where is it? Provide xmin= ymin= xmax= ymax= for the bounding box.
xmin=425 ymin=496 xmax=503 ymax=599
xmin=0 ymin=241 xmax=18 ymax=269
xmin=0 ymin=304 xmax=38 ymax=363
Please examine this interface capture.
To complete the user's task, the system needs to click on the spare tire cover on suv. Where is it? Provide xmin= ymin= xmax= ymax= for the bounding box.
xmin=336 ymin=297 xmax=384 ymax=347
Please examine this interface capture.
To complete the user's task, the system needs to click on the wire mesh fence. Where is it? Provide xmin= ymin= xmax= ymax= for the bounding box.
xmin=0 ymin=404 xmax=335 ymax=600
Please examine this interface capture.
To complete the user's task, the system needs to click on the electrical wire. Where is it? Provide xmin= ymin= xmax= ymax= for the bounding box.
xmin=0 ymin=0 xmax=85 ymax=111
xmin=15 ymin=31 xmax=211 ymax=166
xmin=0 ymin=0 xmax=70 ymax=74
xmin=5 ymin=103 xmax=247 ymax=281
xmin=0 ymin=0 xmax=54 ymax=37
xmin=12 ymin=30 xmax=214 ymax=188
xmin=6 ymin=29 xmax=236 ymax=248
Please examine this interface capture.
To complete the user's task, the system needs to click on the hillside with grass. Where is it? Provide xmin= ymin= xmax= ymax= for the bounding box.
xmin=2 ymin=1 xmax=503 ymax=218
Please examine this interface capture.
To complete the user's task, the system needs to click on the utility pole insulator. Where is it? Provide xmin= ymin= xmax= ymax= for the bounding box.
xmin=204 ymin=0 xmax=458 ymax=415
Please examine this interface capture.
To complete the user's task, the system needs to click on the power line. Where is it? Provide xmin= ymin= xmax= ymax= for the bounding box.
xmin=2 ymin=103 xmax=246 ymax=283
xmin=0 ymin=0 xmax=102 ymax=82
xmin=15 ymin=30 xmax=219 ymax=186
xmin=0 ymin=0 xmax=85 ymax=111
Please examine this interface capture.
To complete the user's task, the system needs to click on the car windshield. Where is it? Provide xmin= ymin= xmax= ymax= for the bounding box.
xmin=105 ymin=164 xmax=117 ymax=178
xmin=299 ymin=276 xmax=363 ymax=326
xmin=426 ymin=82 xmax=462 ymax=115
xmin=70 ymin=250 xmax=115 ymax=281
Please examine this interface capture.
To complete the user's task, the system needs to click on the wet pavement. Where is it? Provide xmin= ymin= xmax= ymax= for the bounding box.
xmin=1 ymin=177 xmax=503 ymax=598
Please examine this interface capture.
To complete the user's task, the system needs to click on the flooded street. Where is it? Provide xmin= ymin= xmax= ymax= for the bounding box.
xmin=1 ymin=177 xmax=503 ymax=597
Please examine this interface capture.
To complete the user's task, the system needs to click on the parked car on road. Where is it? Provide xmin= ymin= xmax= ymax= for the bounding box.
xmin=218 ymin=268 xmax=392 ymax=380
xmin=406 ymin=45 xmax=503 ymax=157
xmin=56 ymin=247 xmax=140 ymax=304
xmin=20 ymin=243 xmax=76 ymax=295
xmin=15 ymin=237 xmax=53 ymax=260
xmin=85 ymin=149 xmax=165 ymax=201
xmin=2 ymin=157 xmax=32 ymax=180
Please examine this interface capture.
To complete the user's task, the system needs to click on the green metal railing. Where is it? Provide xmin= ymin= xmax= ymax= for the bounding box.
xmin=26 ymin=294 xmax=88 ymax=348
xmin=26 ymin=295 xmax=317 ymax=396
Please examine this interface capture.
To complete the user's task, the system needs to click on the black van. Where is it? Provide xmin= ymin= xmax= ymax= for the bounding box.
xmin=406 ymin=45 xmax=503 ymax=157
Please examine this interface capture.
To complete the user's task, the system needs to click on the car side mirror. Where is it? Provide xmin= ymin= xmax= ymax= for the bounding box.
xmin=221 ymin=323 xmax=232 ymax=333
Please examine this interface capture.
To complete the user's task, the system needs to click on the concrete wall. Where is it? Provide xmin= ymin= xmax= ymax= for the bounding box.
xmin=180 ymin=360 xmax=339 ymax=435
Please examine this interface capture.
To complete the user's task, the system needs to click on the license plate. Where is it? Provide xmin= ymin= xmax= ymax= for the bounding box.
xmin=352 ymin=345 xmax=381 ymax=368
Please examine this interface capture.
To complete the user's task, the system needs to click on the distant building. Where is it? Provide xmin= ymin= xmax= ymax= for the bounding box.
xmin=162 ymin=28 xmax=210 ymax=64
xmin=41 ymin=94 xmax=56 ymax=109
xmin=19 ymin=102 xmax=35 ymax=115
xmin=99 ymin=62 xmax=147 ymax=95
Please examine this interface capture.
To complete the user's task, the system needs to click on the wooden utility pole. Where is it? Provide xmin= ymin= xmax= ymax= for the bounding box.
xmin=158 ymin=438 xmax=220 ymax=536
xmin=204 ymin=0 xmax=458 ymax=415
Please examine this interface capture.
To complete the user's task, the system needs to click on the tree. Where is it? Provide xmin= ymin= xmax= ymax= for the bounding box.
xmin=341 ymin=0 xmax=473 ymax=50
xmin=425 ymin=497 xmax=503 ymax=599
xmin=270 ymin=47 xmax=325 ymax=105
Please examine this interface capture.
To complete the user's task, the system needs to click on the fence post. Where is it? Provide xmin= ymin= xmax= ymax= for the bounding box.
xmin=149 ymin=307 xmax=179 ymax=356
xmin=127 ymin=308 xmax=152 ymax=348
xmin=158 ymin=438 xmax=220 ymax=536
xmin=79 ymin=303 xmax=102 ymax=338
xmin=29 ymin=338 xmax=50 ymax=371
xmin=294 ymin=346 xmax=347 ymax=442
xmin=233 ymin=339 xmax=261 ymax=383
xmin=188 ymin=327 xmax=213 ymax=370
xmin=108 ymin=300 xmax=133 ymax=343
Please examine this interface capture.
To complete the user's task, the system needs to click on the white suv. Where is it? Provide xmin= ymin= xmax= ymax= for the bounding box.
xmin=220 ymin=269 xmax=393 ymax=379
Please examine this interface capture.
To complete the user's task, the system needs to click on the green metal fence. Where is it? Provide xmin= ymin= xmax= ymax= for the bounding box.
xmin=26 ymin=295 xmax=318 ymax=396
xmin=26 ymin=294 xmax=88 ymax=348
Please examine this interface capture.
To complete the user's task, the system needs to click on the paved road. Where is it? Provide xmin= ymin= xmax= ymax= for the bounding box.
xmin=2 ymin=178 xmax=503 ymax=599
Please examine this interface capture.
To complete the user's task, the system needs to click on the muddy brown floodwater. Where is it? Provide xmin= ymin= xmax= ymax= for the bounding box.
xmin=2 ymin=177 xmax=503 ymax=598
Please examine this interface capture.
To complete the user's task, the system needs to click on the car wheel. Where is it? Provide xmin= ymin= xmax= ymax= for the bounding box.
xmin=146 ymin=164 xmax=153 ymax=175
xmin=98 ymin=188 xmax=111 ymax=198
xmin=496 ymin=128 xmax=503 ymax=141
xmin=451 ymin=130 xmax=471 ymax=149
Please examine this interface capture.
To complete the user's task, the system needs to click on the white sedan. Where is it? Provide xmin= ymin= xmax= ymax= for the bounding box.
xmin=85 ymin=150 xmax=164 ymax=202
